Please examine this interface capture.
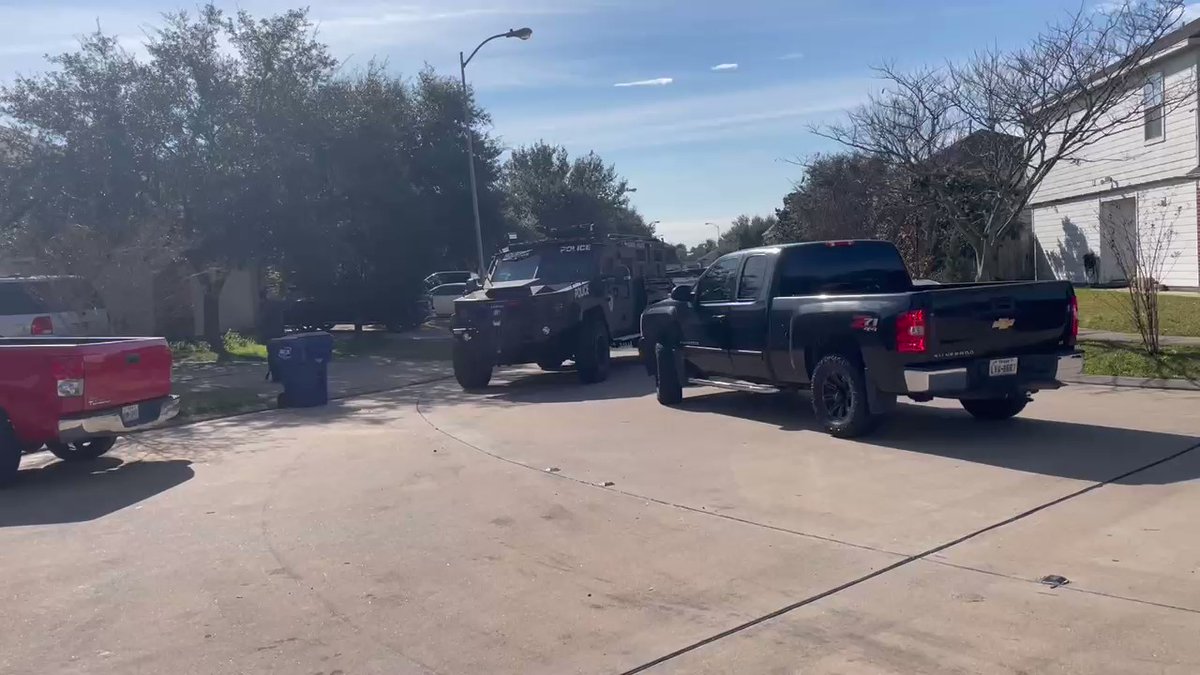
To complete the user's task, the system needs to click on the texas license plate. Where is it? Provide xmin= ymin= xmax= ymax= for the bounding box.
xmin=120 ymin=404 xmax=140 ymax=424
xmin=988 ymin=357 xmax=1019 ymax=376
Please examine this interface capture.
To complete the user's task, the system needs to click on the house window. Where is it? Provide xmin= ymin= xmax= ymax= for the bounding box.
xmin=1144 ymin=72 xmax=1165 ymax=142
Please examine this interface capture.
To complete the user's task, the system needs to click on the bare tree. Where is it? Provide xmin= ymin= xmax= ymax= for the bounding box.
xmin=815 ymin=0 xmax=1194 ymax=280
xmin=1103 ymin=192 xmax=1183 ymax=353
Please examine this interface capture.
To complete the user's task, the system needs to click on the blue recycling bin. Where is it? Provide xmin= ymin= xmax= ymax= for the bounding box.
xmin=267 ymin=332 xmax=334 ymax=408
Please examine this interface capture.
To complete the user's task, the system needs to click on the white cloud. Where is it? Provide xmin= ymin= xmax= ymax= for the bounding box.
xmin=778 ymin=52 xmax=805 ymax=61
xmin=502 ymin=77 xmax=874 ymax=152
xmin=1183 ymin=3 xmax=1200 ymax=20
xmin=711 ymin=63 xmax=738 ymax=72
xmin=613 ymin=77 xmax=674 ymax=87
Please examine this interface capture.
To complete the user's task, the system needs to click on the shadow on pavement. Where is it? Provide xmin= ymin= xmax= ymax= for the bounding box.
xmin=677 ymin=390 xmax=1200 ymax=486
xmin=0 ymin=456 xmax=194 ymax=527
xmin=418 ymin=354 xmax=652 ymax=410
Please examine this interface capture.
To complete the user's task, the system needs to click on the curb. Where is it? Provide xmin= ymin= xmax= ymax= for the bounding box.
xmin=168 ymin=372 xmax=456 ymax=428
xmin=1060 ymin=374 xmax=1200 ymax=391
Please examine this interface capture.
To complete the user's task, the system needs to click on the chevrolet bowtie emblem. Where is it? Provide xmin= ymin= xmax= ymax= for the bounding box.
xmin=992 ymin=317 xmax=1015 ymax=330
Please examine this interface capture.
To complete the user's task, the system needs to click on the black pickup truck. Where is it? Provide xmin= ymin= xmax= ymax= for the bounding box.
xmin=639 ymin=240 xmax=1080 ymax=438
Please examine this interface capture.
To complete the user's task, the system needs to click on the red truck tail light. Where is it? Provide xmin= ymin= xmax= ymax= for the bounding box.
xmin=1067 ymin=294 xmax=1079 ymax=346
xmin=896 ymin=309 xmax=927 ymax=353
xmin=51 ymin=358 xmax=84 ymax=398
xmin=31 ymin=315 xmax=54 ymax=335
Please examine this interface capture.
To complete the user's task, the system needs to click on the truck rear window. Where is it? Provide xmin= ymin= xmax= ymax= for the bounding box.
xmin=776 ymin=242 xmax=912 ymax=296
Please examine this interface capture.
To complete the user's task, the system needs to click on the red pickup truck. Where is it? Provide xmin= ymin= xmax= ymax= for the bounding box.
xmin=0 ymin=337 xmax=180 ymax=484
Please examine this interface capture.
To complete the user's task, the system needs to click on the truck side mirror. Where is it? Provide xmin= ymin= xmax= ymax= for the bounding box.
xmin=670 ymin=285 xmax=693 ymax=302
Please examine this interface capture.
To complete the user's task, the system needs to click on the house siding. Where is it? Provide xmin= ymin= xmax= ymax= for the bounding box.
xmin=1033 ymin=179 xmax=1200 ymax=288
xmin=1031 ymin=50 xmax=1199 ymax=206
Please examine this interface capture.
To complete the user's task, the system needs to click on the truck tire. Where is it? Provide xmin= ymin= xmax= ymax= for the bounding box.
xmin=453 ymin=340 xmax=493 ymax=390
xmin=960 ymin=397 xmax=1027 ymax=420
xmin=810 ymin=354 xmax=878 ymax=438
xmin=46 ymin=437 xmax=117 ymax=462
xmin=654 ymin=342 xmax=683 ymax=405
xmin=0 ymin=415 xmax=20 ymax=486
xmin=574 ymin=316 xmax=611 ymax=384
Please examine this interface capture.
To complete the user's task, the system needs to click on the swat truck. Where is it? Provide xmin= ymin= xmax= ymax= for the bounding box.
xmin=450 ymin=234 xmax=678 ymax=389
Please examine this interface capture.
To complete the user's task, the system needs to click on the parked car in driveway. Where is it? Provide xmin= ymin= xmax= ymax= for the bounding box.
xmin=424 ymin=271 xmax=478 ymax=290
xmin=640 ymin=240 xmax=1080 ymax=438
xmin=0 ymin=336 xmax=180 ymax=484
xmin=282 ymin=295 xmax=430 ymax=332
xmin=0 ymin=275 xmax=110 ymax=337
xmin=426 ymin=282 xmax=467 ymax=317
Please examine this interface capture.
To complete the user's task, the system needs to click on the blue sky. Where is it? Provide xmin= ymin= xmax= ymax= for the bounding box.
xmin=0 ymin=0 xmax=1166 ymax=245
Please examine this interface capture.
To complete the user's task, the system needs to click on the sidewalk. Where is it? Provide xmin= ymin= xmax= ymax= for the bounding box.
xmin=1078 ymin=329 xmax=1200 ymax=346
xmin=172 ymin=354 xmax=452 ymax=422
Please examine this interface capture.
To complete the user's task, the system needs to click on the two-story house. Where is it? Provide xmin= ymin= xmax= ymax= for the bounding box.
xmin=1032 ymin=19 xmax=1200 ymax=290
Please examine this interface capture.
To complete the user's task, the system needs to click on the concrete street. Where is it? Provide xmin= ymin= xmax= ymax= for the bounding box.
xmin=2 ymin=357 xmax=1199 ymax=674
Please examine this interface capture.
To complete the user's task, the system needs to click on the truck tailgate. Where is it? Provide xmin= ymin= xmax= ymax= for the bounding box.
xmin=81 ymin=338 xmax=173 ymax=410
xmin=917 ymin=281 xmax=1074 ymax=359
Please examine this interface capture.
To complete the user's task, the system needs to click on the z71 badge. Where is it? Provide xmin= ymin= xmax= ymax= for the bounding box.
xmin=850 ymin=315 xmax=879 ymax=332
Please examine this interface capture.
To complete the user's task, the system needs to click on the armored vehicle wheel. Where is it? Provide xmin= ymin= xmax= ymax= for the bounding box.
xmin=453 ymin=340 xmax=493 ymax=390
xmin=574 ymin=316 xmax=611 ymax=384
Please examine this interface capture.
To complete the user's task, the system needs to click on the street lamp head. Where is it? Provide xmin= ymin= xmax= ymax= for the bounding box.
xmin=506 ymin=27 xmax=533 ymax=40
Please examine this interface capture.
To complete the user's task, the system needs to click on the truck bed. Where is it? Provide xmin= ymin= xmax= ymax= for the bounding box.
xmin=0 ymin=336 xmax=174 ymax=447
xmin=912 ymin=280 xmax=1074 ymax=362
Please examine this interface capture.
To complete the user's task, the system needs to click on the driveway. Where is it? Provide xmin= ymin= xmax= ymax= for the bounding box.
xmin=1 ymin=359 xmax=1198 ymax=674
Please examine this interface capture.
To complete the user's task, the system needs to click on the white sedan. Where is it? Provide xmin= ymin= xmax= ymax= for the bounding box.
xmin=427 ymin=282 xmax=468 ymax=317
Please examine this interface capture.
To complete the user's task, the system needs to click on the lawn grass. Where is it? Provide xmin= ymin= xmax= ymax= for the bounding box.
xmin=1080 ymin=340 xmax=1200 ymax=381
xmin=332 ymin=333 xmax=451 ymax=361
xmin=171 ymin=329 xmax=451 ymax=364
xmin=1075 ymin=288 xmax=1200 ymax=337
xmin=170 ymin=331 xmax=268 ymax=363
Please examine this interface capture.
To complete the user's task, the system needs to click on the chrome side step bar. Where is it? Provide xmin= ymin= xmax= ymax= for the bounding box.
xmin=688 ymin=378 xmax=781 ymax=394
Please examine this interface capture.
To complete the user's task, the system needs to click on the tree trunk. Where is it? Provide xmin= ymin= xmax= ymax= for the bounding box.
xmin=973 ymin=243 xmax=996 ymax=282
xmin=201 ymin=270 xmax=228 ymax=358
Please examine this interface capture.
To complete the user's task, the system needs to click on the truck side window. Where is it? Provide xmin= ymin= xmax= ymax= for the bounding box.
xmin=696 ymin=256 xmax=740 ymax=303
xmin=736 ymin=255 xmax=767 ymax=300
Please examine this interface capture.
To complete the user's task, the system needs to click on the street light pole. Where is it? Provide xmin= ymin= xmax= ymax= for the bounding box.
xmin=459 ymin=27 xmax=533 ymax=279
xmin=459 ymin=54 xmax=486 ymax=280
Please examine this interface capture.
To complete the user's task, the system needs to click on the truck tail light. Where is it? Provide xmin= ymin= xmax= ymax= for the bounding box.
xmin=31 ymin=315 xmax=53 ymax=335
xmin=1066 ymin=294 xmax=1079 ymax=346
xmin=51 ymin=358 xmax=84 ymax=398
xmin=896 ymin=309 xmax=927 ymax=353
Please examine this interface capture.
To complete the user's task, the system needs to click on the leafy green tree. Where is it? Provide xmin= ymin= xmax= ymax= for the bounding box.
xmin=2 ymin=3 xmax=511 ymax=344
xmin=502 ymin=142 xmax=649 ymax=239
xmin=770 ymin=153 xmax=945 ymax=278
xmin=148 ymin=6 xmax=337 ymax=350
xmin=717 ymin=214 xmax=777 ymax=252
